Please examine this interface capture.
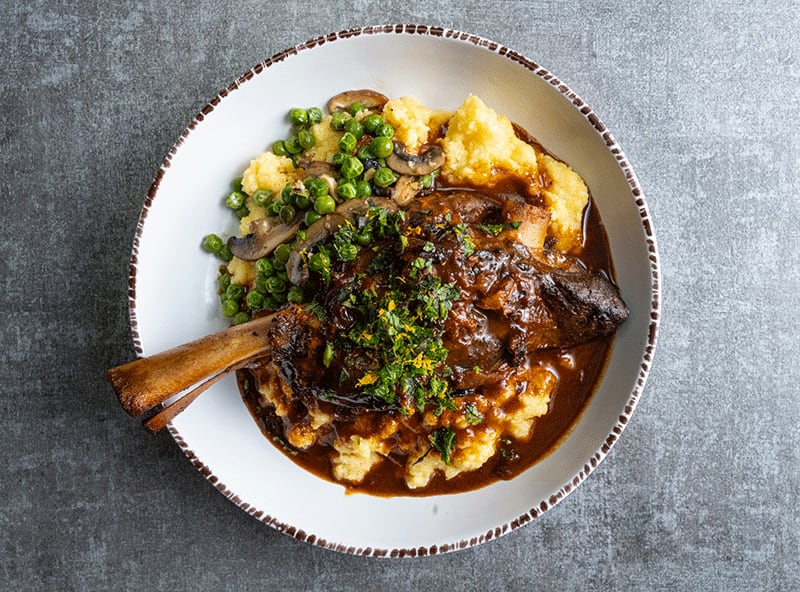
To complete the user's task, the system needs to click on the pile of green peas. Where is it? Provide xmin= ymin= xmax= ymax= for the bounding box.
xmin=201 ymin=101 xmax=440 ymax=324
xmin=205 ymin=241 xmax=306 ymax=325
xmin=262 ymin=102 xmax=406 ymax=227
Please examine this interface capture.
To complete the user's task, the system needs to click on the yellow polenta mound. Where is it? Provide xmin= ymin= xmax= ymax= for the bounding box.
xmin=538 ymin=153 xmax=589 ymax=251
xmin=439 ymin=94 xmax=588 ymax=251
xmin=383 ymin=96 xmax=451 ymax=153
xmin=441 ymin=95 xmax=539 ymax=188
xmin=241 ymin=151 xmax=297 ymax=196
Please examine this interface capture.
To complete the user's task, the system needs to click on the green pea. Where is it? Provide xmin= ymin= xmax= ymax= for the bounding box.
xmin=294 ymin=193 xmax=311 ymax=210
xmin=322 ymin=342 xmax=334 ymax=368
xmin=256 ymin=258 xmax=274 ymax=275
xmin=337 ymin=243 xmax=359 ymax=261
xmin=281 ymin=184 xmax=293 ymax=203
xmin=245 ymin=290 xmax=264 ymax=310
xmin=298 ymin=129 xmax=315 ymax=150
xmin=349 ymin=102 xmax=367 ymax=116
xmin=314 ymin=195 xmax=336 ymax=215
xmin=272 ymin=140 xmax=288 ymax=156
xmin=266 ymin=275 xmax=287 ymax=294
xmin=337 ymin=181 xmax=357 ymax=200
xmin=233 ymin=311 xmax=251 ymax=325
xmin=261 ymin=295 xmax=279 ymax=310
xmin=287 ymin=286 xmax=304 ymax=304
xmin=373 ymin=167 xmax=397 ymax=188
xmin=304 ymin=209 xmax=322 ymax=226
xmin=225 ymin=191 xmax=245 ymax=209
xmin=338 ymin=132 xmax=357 ymax=154
xmin=355 ymin=227 xmax=372 ymax=246
xmin=221 ymin=299 xmax=239 ymax=317
xmin=255 ymin=273 xmax=269 ymax=294
xmin=231 ymin=177 xmax=243 ymax=192
xmin=274 ymin=243 xmax=291 ymax=265
xmin=330 ymin=111 xmax=349 ymax=131
xmin=331 ymin=152 xmax=346 ymax=166
xmin=344 ymin=118 xmax=364 ymax=140
xmin=218 ymin=245 xmax=233 ymax=262
xmin=225 ymin=284 xmax=245 ymax=302
xmin=357 ymin=145 xmax=373 ymax=161
xmin=265 ymin=200 xmax=281 ymax=217
xmin=217 ymin=272 xmax=231 ymax=292
xmin=307 ymin=107 xmax=323 ymax=124
xmin=370 ymin=136 xmax=393 ymax=158
xmin=201 ymin=233 xmax=223 ymax=254
xmin=251 ymin=189 xmax=273 ymax=207
xmin=421 ymin=173 xmax=434 ymax=188
xmin=308 ymin=251 xmax=330 ymax=273
xmin=284 ymin=135 xmax=303 ymax=155
xmin=362 ymin=113 xmax=383 ymax=134
xmin=235 ymin=206 xmax=249 ymax=219
xmin=355 ymin=180 xmax=372 ymax=198
xmin=375 ymin=123 xmax=395 ymax=138
xmin=289 ymin=108 xmax=308 ymax=127
xmin=305 ymin=177 xmax=329 ymax=198
xmin=339 ymin=155 xmax=364 ymax=180
xmin=279 ymin=204 xmax=296 ymax=224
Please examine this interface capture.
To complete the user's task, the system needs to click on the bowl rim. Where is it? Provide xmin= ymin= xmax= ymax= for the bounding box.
xmin=126 ymin=24 xmax=661 ymax=557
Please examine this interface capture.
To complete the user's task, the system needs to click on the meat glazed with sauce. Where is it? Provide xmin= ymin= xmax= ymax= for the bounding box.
xmin=238 ymin=180 xmax=626 ymax=495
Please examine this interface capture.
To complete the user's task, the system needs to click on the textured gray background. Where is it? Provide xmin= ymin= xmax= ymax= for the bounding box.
xmin=2 ymin=1 xmax=798 ymax=590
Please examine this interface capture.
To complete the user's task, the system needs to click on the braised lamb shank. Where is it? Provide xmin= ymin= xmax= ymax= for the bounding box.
xmin=108 ymin=190 xmax=628 ymax=427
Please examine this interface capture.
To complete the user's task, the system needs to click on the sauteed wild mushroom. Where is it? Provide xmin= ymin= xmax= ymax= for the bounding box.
xmin=108 ymin=91 xmax=628 ymax=495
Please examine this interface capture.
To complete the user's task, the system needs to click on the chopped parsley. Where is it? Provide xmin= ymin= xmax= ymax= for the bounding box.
xmin=429 ymin=427 xmax=457 ymax=465
xmin=464 ymin=402 xmax=483 ymax=426
xmin=342 ymin=273 xmax=460 ymax=413
xmin=452 ymin=223 xmax=475 ymax=256
xmin=309 ymin=205 xmax=462 ymax=414
xmin=478 ymin=221 xmax=522 ymax=236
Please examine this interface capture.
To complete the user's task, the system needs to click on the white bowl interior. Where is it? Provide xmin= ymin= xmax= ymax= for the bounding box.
xmin=131 ymin=27 xmax=658 ymax=555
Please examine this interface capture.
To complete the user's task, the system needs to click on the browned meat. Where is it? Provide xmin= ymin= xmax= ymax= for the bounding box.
xmin=110 ymin=190 xmax=627 ymax=421
xmin=270 ymin=190 xmax=628 ymax=401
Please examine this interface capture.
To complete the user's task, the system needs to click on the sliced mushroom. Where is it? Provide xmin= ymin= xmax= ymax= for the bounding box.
xmin=386 ymin=143 xmax=445 ymax=176
xmin=299 ymin=159 xmax=337 ymax=178
xmin=286 ymin=214 xmax=346 ymax=285
xmin=327 ymin=89 xmax=389 ymax=114
xmin=227 ymin=218 xmax=302 ymax=261
xmin=390 ymin=175 xmax=423 ymax=206
xmin=287 ymin=198 xmax=398 ymax=285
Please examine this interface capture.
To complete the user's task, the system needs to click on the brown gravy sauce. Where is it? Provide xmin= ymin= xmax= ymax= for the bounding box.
xmin=237 ymin=133 xmax=618 ymax=497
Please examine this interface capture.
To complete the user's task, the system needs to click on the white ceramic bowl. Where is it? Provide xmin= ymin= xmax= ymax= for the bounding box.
xmin=128 ymin=25 xmax=660 ymax=556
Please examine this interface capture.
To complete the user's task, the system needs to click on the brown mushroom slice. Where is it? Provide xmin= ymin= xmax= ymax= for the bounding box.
xmin=286 ymin=213 xmax=346 ymax=285
xmin=227 ymin=218 xmax=302 ymax=261
xmin=390 ymin=175 xmax=423 ymax=206
xmin=298 ymin=160 xmax=339 ymax=197
xmin=327 ymin=89 xmax=389 ymax=114
xmin=386 ymin=143 xmax=445 ymax=176
xmin=287 ymin=198 xmax=398 ymax=285
xmin=300 ymin=159 xmax=338 ymax=178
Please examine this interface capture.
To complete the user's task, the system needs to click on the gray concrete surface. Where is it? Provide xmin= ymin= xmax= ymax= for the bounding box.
xmin=2 ymin=1 xmax=798 ymax=590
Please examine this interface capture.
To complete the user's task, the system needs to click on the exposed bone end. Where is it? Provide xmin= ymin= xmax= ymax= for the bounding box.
xmin=107 ymin=314 xmax=281 ymax=417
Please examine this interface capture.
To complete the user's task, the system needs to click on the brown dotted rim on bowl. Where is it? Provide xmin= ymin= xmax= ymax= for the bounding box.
xmin=126 ymin=23 xmax=661 ymax=558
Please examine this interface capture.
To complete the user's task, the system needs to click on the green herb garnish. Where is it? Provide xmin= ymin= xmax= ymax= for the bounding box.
xmin=478 ymin=221 xmax=522 ymax=236
xmin=429 ymin=427 xmax=457 ymax=465
xmin=464 ymin=403 xmax=483 ymax=426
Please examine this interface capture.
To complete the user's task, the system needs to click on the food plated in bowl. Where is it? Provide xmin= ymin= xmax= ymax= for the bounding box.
xmin=112 ymin=26 xmax=660 ymax=555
